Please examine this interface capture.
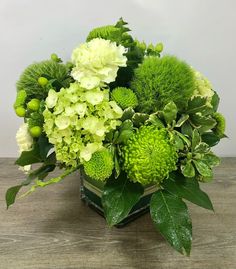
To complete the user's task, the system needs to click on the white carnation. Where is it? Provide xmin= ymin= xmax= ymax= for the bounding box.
xmin=71 ymin=38 xmax=127 ymax=89
xmin=16 ymin=123 xmax=34 ymax=173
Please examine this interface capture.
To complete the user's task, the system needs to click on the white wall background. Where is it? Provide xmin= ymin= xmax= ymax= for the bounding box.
xmin=0 ymin=0 xmax=235 ymax=157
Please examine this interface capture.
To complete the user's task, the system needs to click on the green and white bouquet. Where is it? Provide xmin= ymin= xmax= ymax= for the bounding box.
xmin=7 ymin=18 xmax=226 ymax=255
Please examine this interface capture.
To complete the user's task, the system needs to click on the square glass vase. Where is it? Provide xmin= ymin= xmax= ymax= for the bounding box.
xmin=80 ymin=169 xmax=158 ymax=227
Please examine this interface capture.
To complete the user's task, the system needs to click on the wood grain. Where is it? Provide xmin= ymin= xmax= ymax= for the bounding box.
xmin=0 ymin=158 xmax=236 ymax=269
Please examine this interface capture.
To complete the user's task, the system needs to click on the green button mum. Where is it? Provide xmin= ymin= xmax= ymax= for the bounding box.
xmin=111 ymin=87 xmax=138 ymax=109
xmin=123 ymin=126 xmax=178 ymax=185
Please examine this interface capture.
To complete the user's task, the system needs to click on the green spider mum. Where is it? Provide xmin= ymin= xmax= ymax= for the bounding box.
xmin=111 ymin=87 xmax=138 ymax=109
xmin=131 ymin=55 xmax=196 ymax=113
xmin=83 ymin=149 xmax=114 ymax=181
xmin=123 ymin=126 xmax=178 ymax=185
xmin=16 ymin=60 xmax=71 ymax=99
xmin=213 ymin=112 xmax=226 ymax=138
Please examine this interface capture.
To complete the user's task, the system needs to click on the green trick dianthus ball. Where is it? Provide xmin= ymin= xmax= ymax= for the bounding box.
xmin=111 ymin=87 xmax=138 ymax=109
xmin=123 ymin=126 xmax=178 ymax=185
xmin=83 ymin=149 xmax=114 ymax=181
xmin=131 ymin=55 xmax=196 ymax=113
xmin=213 ymin=112 xmax=226 ymax=138
xmin=16 ymin=60 xmax=71 ymax=99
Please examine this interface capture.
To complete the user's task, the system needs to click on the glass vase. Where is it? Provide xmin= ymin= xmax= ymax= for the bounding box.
xmin=80 ymin=169 xmax=158 ymax=227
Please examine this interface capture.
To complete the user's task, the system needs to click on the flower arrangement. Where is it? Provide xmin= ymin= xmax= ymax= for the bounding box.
xmin=7 ymin=18 xmax=226 ymax=255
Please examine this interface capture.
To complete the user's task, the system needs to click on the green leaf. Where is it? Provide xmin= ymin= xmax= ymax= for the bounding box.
xmin=102 ymin=173 xmax=144 ymax=226
xmin=191 ymin=129 xmax=201 ymax=151
xmin=193 ymin=160 xmax=213 ymax=178
xmin=38 ymin=135 xmax=53 ymax=160
xmin=5 ymin=185 xmax=22 ymax=209
xmin=186 ymin=97 xmax=207 ymax=114
xmin=194 ymin=142 xmax=210 ymax=154
xmin=132 ymin=113 xmax=149 ymax=127
xmin=114 ymin=150 xmax=121 ymax=179
xmin=202 ymin=153 xmax=221 ymax=168
xmin=175 ymin=114 xmax=189 ymax=127
xmin=172 ymin=133 xmax=184 ymax=150
xmin=163 ymin=101 xmax=178 ymax=124
xmin=150 ymin=190 xmax=192 ymax=255
xmin=121 ymin=107 xmax=135 ymax=121
xmin=211 ymin=91 xmax=220 ymax=112
xmin=190 ymin=114 xmax=216 ymax=131
xmin=15 ymin=144 xmax=42 ymax=166
xmin=175 ymin=131 xmax=191 ymax=147
xmin=163 ymin=173 xmax=214 ymax=211
xmin=116 ymin=129 xmax=133 ymax=144
xmin=181 ymin=161 xmax=195 ymax=178
xmin=146 ymin=114 xmax=165 ymax=128
xmin=181 ymin=122 xmax=193 ymax=137
xmin=201 ymin=132 xmax=220 ymax=147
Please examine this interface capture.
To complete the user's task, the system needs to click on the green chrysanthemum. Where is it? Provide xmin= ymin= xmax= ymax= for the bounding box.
xmin=111 ymin=87 xmax=138 ymax=109
xmin=131 ymin=55 xmax=196 ymax=113
xmin=213 ymin=112 xmax=226 ymax=138
xmin=123 ymin=126 xmax=178 ymax=185
xmin=83 ymin=149 xmax=114 ymax=181
xmin=17 ymin=60 xmax=71 ymax=99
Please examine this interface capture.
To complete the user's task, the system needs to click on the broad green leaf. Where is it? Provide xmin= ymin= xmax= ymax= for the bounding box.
xmin=181 ymin=122 xmax=193 ymax=137
xmin=201 ymin=132 xmax=220 ymax=147
xmin=163 ymin=173 xmax=214 ymax=210
xmin=202 ymin=153 xmax=221 ymax=168
xmin=38 ymin=135 xmax=53 ymax=160
xmin=114 ymin=151 xmax=121 ymax=179
xmin=190 ymin=114 xmax=216 ymax=130
xmin=147 ymin=114 xmax=165 ymax=128
xmin=5 ymin=185 xmax=22 ymax=209
xmin=163 ymin=101 xmax=178 ymax=124
xmin=175 ymin=114 xmax=189 ymax=127
xmin=102 ymin=173 xmax=144 ymax=226
xmin=193 ymin=160 xmax=213 ymax=178
xmin=150 ymin=190 xmax=192 ymax=255
xmin=175 ymin=131 xmax=191 ymax=147
xmin=181 ymin=161 xmax=195 ymax=178
xmin=15 ymin=144 xmax=42 ymax=166
xmin=119 ymin=120 xmax=133 ymax=131
xmin=121 ymin=107 xmax=135 ymax=121
xmin=191 ymin=129 xmax=201 ymax=151
xmin=172 ymin=133 xmax=184 ymax=150
xmin=116 ymin=129 xmax=133 ymax=144
xmin=186 ymin=97 xmax=207 ymax=114
xmin=211 ymin=91 xmax=220 ymax=112
xmin=132 ymin=113 xmax=149 ymax=127
xmin=194 ymin=143 xmax=210 ymax=154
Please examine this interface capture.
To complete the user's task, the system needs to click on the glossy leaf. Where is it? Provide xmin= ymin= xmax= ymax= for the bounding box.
xmin=38 ymin=135 xmax=53 ymax=160
xmin=175 ymin=114 xmax=189 ymax=127
xmin=15 ymin=144 xmax=42 ymax=166
xmin=181 ymin=122 xmax=193 ymax=137
xmin=202 ymin=153 xmax=221 ymax=168
xmin=163 ymin=173 xmax=214 ymax=210
xmin=186 ymin=96 xmax=207 ymax=114
xmin=102 ymin=173 xmax=144 ymax=226
xmin=132 ymin=113 xmax=149 ymax=127
xmin=211 ymin=91 xmax=220 ymax=112
xmin=121 ymin=107 xmax=135 ymax=121
xmin=116 ymin=129 xmax=133 ymax=144
xmin=181 ymin=161 xmax=195 ymax=178
xmin=193 ymin=160 xmax=213 ymax=178
xmin=191 ymin=129 xmax=201 ymax=151
xmin=147 ymin=114 xmax=165 ymax=128
xmin=201 ymin=132 xmax=220 ymax=147
xmin=150 ymin=190 xmax=192 ymax=255
xmin=5 ymin=185 xmax=22 ymax=209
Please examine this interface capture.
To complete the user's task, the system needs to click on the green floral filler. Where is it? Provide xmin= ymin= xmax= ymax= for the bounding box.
xmin=123 ymin=126 xmax=178 ymax=185
xmin=131 ymin=55 xmax=195 ymax=112
xmin=84 ymin=149 xmax=114 ymax=181
xmin=9 ymin=18 xmax=226 ymax=256
xmin=111 ymin=87 xmax=138 ymax=109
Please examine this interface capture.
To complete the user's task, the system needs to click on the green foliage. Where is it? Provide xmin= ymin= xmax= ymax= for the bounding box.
xmin=131 ymin=55 xmax=196 ymax=113
xmin=150 ymin=190 xmax=192 ymax=256
xmin=111 ymin=87 xmax=138 ymax=109
xmin=84 ymin=149 xmax=114 ymax=181
xmin=163 ymin=172 xmax=214 ymax=210
xmin=87 ymin=25 xmax=122 ymax=42
xmin=101 ymin=172 xmax=144 ymax=226
xmin=123 ymin=126 xmax=178 ymax=185
xmin=16 ymin=60 xmax=71 ymax=99
xmin=212 ymin=112 xmax=226 ymax=138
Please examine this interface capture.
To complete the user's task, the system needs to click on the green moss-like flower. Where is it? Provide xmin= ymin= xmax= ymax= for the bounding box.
xmin=213 ymin=112 xmax=226 ymax=138
xmin=123 ymin=126 xmax=178 ymax=185
xmin=111 ymin=87 xmax=138 ymax=109
xmin=131 ymin=55 xmax=196 ymax=113
xmin=83 ymin=149 xmax=114 ymax=181
xmin=87 ymin=25 xmax=122 ymax=42
xmin=16 ymin=60 xmax=71 ymax=99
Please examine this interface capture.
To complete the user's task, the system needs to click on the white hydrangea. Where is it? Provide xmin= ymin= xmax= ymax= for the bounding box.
xmin=71 ymin=38 xmax=127 ymax=89
xmin=192 ymin=70 xmax=214 ymax=106
xmin=16 ymin=123 xmax=33 ymax=172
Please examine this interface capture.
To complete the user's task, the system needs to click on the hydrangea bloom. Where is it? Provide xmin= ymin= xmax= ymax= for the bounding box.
xmin=192 ymin=70 xmax=214 ymax=106
xmin=43 ymin=83 xmax=123 ymax=167
xmin=16 ymin=123 xmax=34 ymax=172
xmin=71 ymin=38 xmax=127 ymax=89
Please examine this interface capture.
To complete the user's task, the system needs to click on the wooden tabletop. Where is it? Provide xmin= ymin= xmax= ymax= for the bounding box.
xmin=0 ymin=158 xmax=235 ymax=269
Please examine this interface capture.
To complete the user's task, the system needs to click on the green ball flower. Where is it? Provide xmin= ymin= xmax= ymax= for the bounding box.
xmin=16 ymin=60 xmax=71 ymax=99
xmin=83 ymin=149 xmax=114 ymax=181
xmin=123 ymin=126 xmax=178 ymax=185
xmin=15 ymin=107 xmax=26 ymax=117
xmin=213 ymin=112 xmax=226 ymax=138
xmin=131 ymin=55 xmax=195 ymax=113
xmin=111 ymin=87 xmax=138 ymax=109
